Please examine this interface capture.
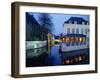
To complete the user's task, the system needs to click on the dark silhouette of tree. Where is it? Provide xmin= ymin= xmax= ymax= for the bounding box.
xmin=26 ymin=12 xmax=50 ymax=41
xmin=38 ymin=13 xmax=54 ymax=33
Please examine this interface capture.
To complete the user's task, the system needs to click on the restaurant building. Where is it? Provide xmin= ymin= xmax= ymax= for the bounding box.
xmin=60 ymin=17 xmax=90 ymax=52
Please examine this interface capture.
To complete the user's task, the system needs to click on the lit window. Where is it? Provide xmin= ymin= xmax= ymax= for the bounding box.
xmin=83 ymin=37 xmax=86 ymax=45
xmin=79 ymin=56 xmax=82 ymax=61
xmin=79 ymin=37 xmax=82 ymax=42
xmin=71 ymin=37 xmax=75 ymax=43
xmin=66 ymin=37 xmax=70 ymax=43
xmin=71 ymin=37 xmax=75 ymax=46
xmin=62 ymin=38 xmax=66 ymax=43
xmin=75 ymin=37 xmax=79 ymax=42
xmin=66 ymin=37 xmax=70 ymax=46
xmin=75 ymin=37 xmax=79 ymax=45
xmin=65 ymin=60 xmax=70 ymax=64
xmin=83 ymin=37 xmax=86 ymax=42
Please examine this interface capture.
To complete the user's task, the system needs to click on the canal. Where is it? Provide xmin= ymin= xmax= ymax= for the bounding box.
xmin=26 ymin=46 xmax=89 ymax=67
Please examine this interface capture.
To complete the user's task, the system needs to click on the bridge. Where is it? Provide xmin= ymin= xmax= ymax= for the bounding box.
xmin=47 ymin=33 xmax=62 ymax=53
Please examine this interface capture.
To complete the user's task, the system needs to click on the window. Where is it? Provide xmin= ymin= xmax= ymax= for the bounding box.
xmin=83 ymin=37 xmax=86 ymax=45
xmin=69 ymin=21 xmax=72 ymax=24
xmin=85 ymin=29 xmax=87 ymax=34
xmin=87 ymin=37 xmax=89 ymax=42
xmin=82 ymin=22 xmax=85 ymax=25
xmin=79 ymin=37 xmax=82 ymax=42
xmin=66 ymin=37 xmax=70 ymax=43
xmin=62 ymin=38 xmax=66 ymax=43
xmin=67 ymin=28 xmax=70 ymax=34
xmin=72 ymin=28 xmax=75 ymax=34
xmin=75 ymin=37 xmax=79 ymax=45
xmin=79 ymin=37 xmax=83 ymax=45
xmin=76 ymin=28 xmax=79 ymax=34
xmin=66 ymin=37 xmax=70 ymax=46
xmin=71 ymin=37 xmax=75 ymax=46
xmin=83 ymin=37 xmax=85 ymax=42
xmin=75 ymin=37 xmax=79 ymax=42
xmin=81 ymin=29 xmax=84 ymax=34
xmin=87 ymin=22 xmax=89 ymax=25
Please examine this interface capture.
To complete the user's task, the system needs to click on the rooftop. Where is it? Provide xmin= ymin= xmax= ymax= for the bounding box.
xmin=64 ymin=17 xmax=89 ymax=25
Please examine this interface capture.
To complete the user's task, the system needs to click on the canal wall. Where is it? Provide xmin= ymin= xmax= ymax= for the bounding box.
xmin=26 ymin=41 xmax=47 ymax=50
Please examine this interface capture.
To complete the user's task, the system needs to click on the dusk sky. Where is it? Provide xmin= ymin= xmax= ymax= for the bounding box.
xmin=29 ymin=12 xmax=89 ymax=35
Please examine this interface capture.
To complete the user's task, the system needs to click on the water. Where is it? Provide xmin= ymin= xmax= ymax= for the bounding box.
xmin=26 ymin=46 xmax=89 ymax=67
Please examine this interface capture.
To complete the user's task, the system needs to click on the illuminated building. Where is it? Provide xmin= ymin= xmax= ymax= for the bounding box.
xmin=60 ymin=17 xmax=89 ymax=52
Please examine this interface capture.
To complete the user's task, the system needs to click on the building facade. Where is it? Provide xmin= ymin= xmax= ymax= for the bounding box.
xmin=60 ymin=17 xmax=90 ymax=52
xmin=64 ymin=17 xmax=89 ymax=38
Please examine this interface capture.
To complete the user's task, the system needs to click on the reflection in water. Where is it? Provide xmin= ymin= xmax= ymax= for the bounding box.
xmin=26 ymin=46 xmax=89 ymax=67
xmin=26 ymin=47 xmax=48 ymax=67
xmin=47 ymin=46 xmax=62 ymax=65
xmin=26 ymin=47 xmax=47 ymax=59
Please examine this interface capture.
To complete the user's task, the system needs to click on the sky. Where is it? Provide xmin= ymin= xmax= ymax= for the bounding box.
xmin=29 ymin=12 xmax=89 ymax=35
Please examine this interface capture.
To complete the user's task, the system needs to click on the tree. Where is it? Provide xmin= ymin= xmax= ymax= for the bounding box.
xmin=38 ymin=13 xmax=54 ymax=33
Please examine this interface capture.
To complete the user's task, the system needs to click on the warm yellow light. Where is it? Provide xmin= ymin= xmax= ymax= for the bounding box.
xmin=71 ymin=37 xmax=74 ymax=42
xmin=66 ymin=38 xmax=69 ymax=43
xmin=66 ymin=60 xmax=70 ymax=64
xmin=79 ymin=37 xmax=82 ymax=42
xmin=62 ymin=38 xmax=65 ymax=42
xmin=83 ymin=38 xmax=85 ymax=42
xmin=79 ymin=56 xmax=82 ymax=61
xmin=75 ymin=37 xmax=78 ymax=42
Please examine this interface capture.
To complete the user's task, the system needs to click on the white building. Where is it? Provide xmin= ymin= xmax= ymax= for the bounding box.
xmin=64 ymin=17 xmax=89 ymax=38
xmin=60 ymin=17 xmax=90 ymax=52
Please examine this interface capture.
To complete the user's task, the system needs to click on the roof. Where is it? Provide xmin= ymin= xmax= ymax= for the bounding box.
xmin=61 ymin=34 xmax=86 ymax=38
xmin=64 ymin=17 xmax=89 ymax=25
